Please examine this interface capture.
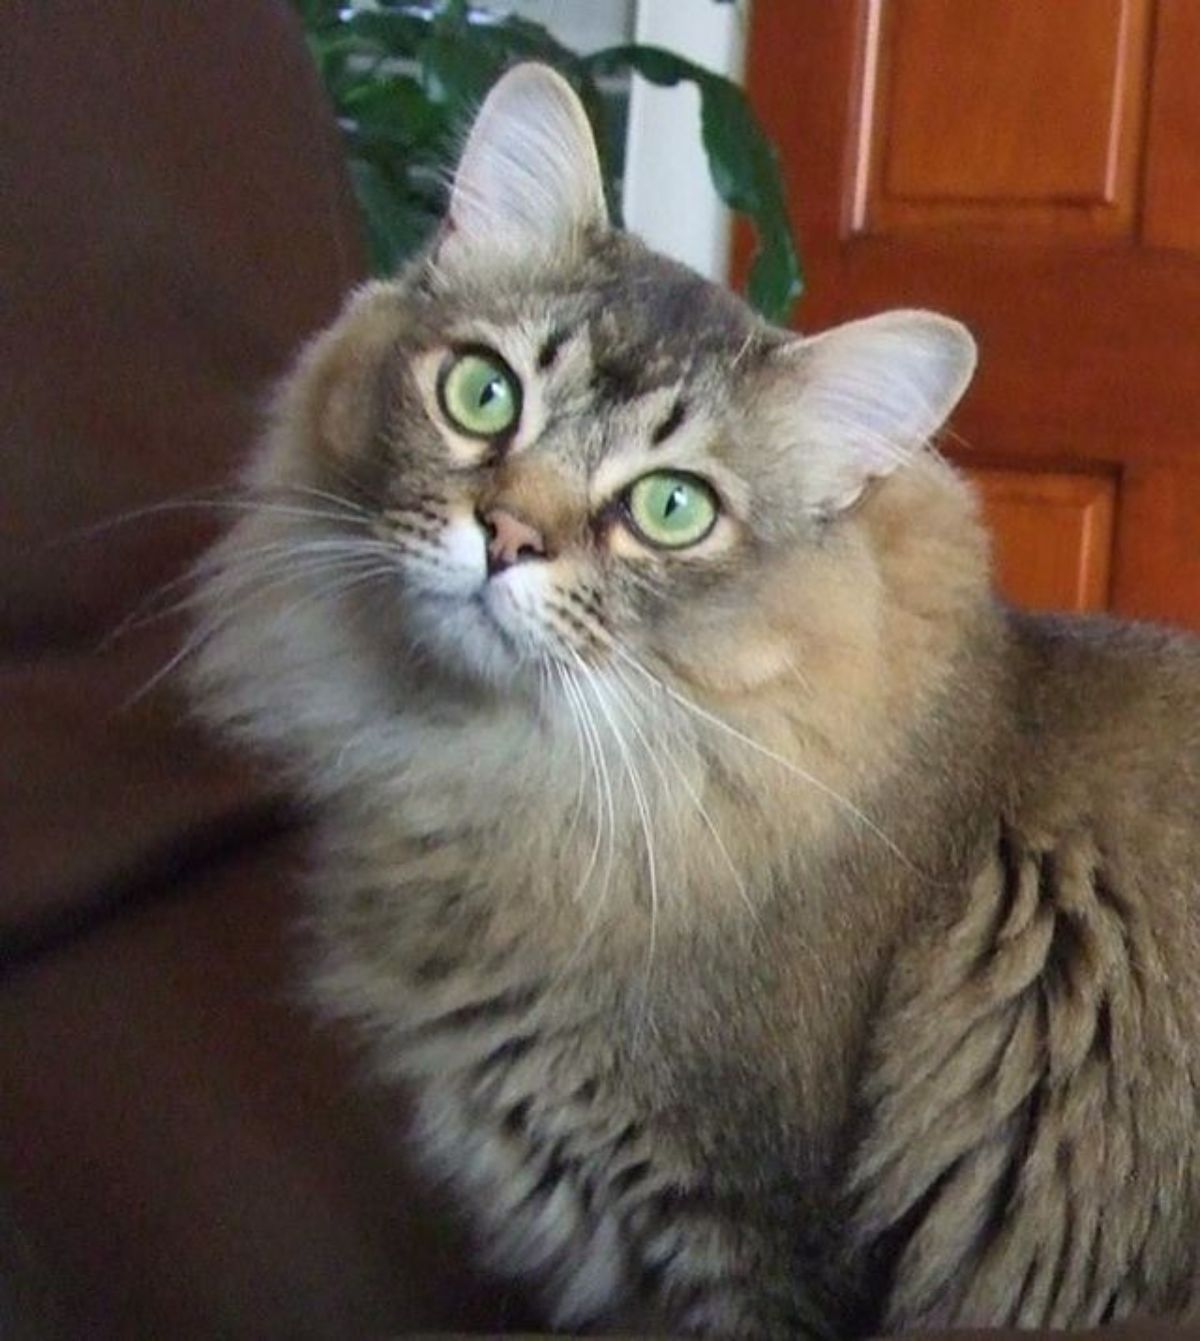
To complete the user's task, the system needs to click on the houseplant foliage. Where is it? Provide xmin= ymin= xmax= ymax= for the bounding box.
xmin=295 ymin=0 xmax=802 ymax=322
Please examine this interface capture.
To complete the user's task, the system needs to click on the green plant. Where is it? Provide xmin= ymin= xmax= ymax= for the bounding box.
xmin=295 ymin=0 xmax=802 ymax=322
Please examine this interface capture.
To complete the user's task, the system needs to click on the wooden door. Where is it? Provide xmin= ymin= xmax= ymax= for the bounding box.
xmin=743 ymin=0 xmax=1200 ymax=625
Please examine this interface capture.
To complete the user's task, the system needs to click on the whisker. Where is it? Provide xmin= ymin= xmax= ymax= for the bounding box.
xmin=729 ymin=324 xmax=761 ymax=371
xmin=123 ymin=556 xmax=398 ymax=709
xmin=105 ymin=541 xmax=403 ymax=649
xmin=269 ymin=481 xmax=373 ymax=515
xmin=551 ymin=663 xmax=590 ymax=854
xmin=553 ymin=663 xmax=604 ymax=900
xmin=780 ymin=653 xmax=816 ymax=698
xmin=104 ymin=537 xmax=404 ymax=645
xmin=573 ymin=654 xmax=660 ymax=1050
xmin=60 ymin=496 xmax=375 ymax=545
xmin=541 ymin=672 xmax=621 ymax=999
xmin=608 ymin=661 xmax=756 ymax=925
xmin=559 ymin=665 xmax=614 ymax=903
xmin=549 ymin=667 xmax=618 ymax=988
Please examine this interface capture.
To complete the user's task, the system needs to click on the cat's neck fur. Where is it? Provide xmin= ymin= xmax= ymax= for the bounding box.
xmin=313 ymin=456 xmax=1003 ymax=976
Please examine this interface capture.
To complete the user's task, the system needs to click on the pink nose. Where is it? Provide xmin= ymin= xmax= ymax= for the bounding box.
xmin=480 ymin=507 xmax=547 ymax=576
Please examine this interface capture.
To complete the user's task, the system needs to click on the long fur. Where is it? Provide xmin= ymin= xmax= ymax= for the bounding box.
xmin=188 ymin=64 xmax=1200 ymax=1338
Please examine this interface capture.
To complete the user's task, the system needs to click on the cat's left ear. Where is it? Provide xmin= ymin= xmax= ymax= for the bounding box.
xmin=435 ymin=63 xmax=608 ymax=273
xmin=769 ymin=310 xmax=977 ymax=513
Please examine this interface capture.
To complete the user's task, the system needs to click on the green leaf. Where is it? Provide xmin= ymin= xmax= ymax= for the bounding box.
xmin=432 ymin=0 xmax=470 ymax=31
xmin=348 ymin=157 xmax=440 ymax=275
xmin=292 ymin=1 xmax=803 ymax=310
xmin=341 ymin=9 xmax=430 ymax=58
xmin=418 ymin=30 xmax=506 ymax=112
xmin=305 ymin=31 xmax=390 ymax=100
xmin=584 ymin=44 xmax=803 ymax=324
xmin=342 ymin=75 xmax=449 ymax=152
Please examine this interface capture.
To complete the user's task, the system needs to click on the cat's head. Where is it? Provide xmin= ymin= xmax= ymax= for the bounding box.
xmin=199 ymin=64 xmax=982 ymax=764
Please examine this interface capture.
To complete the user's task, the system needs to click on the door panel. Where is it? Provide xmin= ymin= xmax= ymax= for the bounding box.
xmin=742 ymin=0 xmax=1200 ymax=626
xmin=863 ymin=0 xmax=1151 ymax=239
xmin=1111 ymin=464 xmax=1200 ymax=625
xmin=968 ymin=467 xmax=1115 ymax=613
xmin=1143 ymin=0 xmax=1200 ymax=251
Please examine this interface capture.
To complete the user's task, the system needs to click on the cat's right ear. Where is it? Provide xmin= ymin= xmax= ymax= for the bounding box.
xmin=433 ymin=63 xmax=608 ymax=275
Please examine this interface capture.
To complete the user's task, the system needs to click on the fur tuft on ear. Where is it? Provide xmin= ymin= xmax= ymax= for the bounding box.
xmin=436 ymin=63 xmax=607 ymax=273
xmin=772 ymin=310 xmax=977 ymax=513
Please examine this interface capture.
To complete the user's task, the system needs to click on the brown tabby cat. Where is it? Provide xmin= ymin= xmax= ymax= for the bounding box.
xmin=189 ymin=64 xmax=1200 ymax=1337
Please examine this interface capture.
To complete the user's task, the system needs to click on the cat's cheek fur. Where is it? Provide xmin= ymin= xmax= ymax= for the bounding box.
xmin=648 ymin=535 xmax=880 ymax=705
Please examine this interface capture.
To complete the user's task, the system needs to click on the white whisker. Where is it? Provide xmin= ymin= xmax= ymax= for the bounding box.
xmin=613 ymin=646 xmax=913 ymax=869
xmin=553 ymin=662 xmax=592 ymax=855
xmin=573 ymin=654 xmax=660 ymax=1049
xmin=780 ymin=653 xmax=816 ymax=698
xmin=105 ymin=537 xmax=404 ymax=646
xmin=125 ymin=555 xmax=398 ymax=709
xmin=547 ymin=665 xmax=620 ymax=991
xmin=558 ymin=665 xmax=613 ymax=907
xmin=608 ymin=661 xmax=756 ymax=925
xmin=62 ymin=495 xmax=374 ymax=545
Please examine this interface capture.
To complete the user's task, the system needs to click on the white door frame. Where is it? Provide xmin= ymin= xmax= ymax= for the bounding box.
xmin=622 ymin=0 xmax=749 ymax=282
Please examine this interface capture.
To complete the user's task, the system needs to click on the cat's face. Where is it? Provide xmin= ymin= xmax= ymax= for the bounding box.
xmin=244 ymin=65 xmax=976 ymax=707
xmin=320 ymin=240 xmax=808 ymax=694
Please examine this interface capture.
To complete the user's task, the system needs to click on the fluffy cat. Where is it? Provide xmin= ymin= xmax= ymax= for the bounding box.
xmin=189 ymin=64 xmax=1200 ymax=1337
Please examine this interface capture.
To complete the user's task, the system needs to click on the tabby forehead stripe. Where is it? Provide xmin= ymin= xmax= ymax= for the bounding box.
xmin=651 ymin=399 xmax=687 ymax=446
xmin=537 ymin=326 xmax=572 ymax=370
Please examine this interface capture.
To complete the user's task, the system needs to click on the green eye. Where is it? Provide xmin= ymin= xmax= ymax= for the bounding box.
xmin=438 ymin=348 xmax=521 ymax=438
xmin=626 ymin=471 xmax=719 ymax=549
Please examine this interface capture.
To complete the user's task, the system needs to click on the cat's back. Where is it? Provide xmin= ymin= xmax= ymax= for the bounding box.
xmin=1008 ymin=608 xmax=1200 ymax=838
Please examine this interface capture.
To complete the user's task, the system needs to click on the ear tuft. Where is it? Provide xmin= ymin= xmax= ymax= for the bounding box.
xmin=438 ymin=63 xmax=607 ymax=272
xmin=776 ymin=310 xmax=977 ymax=512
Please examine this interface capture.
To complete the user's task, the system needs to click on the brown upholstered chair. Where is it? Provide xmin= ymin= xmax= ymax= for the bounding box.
xmin=0 ymin=3 xmax=535 ymax=1336
xmin=0 ymin=4 xmax=1192 ymax=1339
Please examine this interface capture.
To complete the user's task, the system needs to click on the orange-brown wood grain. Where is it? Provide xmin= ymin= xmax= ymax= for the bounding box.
xmin=1142 ymin=0 xmax=1200 ymax=252
xmin=967 ymin=467 xmax=1115 ymax=612
xmin=1110 ymin=464 xmax=1200 ymax=627
xmin=742 ymin=0 xmax=1200 ymax=626
xmin=863 ymin=0 xmax=1151 ymax=239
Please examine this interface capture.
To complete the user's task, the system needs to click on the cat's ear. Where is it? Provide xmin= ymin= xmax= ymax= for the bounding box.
xmin=435 ymin=63 xmax=607 ymax=272
xmin=772 ymin=310 xmax=977 ymax=513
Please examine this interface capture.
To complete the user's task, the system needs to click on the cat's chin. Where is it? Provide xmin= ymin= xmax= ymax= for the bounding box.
xmin=404 ymin=589 xmax=546 ymax=694
xmin=400 ymin=558 xmax=585 ymax=694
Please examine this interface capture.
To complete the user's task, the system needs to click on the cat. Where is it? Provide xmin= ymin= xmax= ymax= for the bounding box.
xmin=188 ymin=62 xmax=1200 ymax=1337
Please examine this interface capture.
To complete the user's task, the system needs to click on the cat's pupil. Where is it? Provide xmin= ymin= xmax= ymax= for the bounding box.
xmin=478 ymin=378 xmax=501 ymax=407
xmin=664 ymin=487 xmax=685 ymax=518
